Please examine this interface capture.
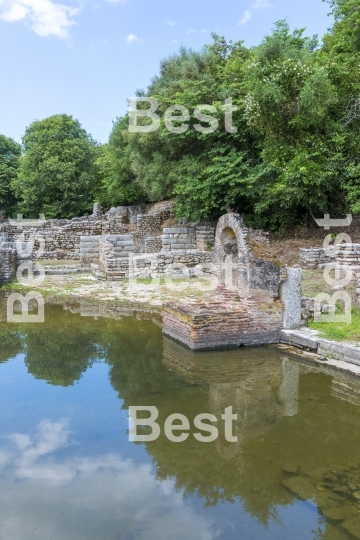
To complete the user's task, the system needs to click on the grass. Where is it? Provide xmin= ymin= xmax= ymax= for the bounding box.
xmin=308 ymin=306 xmax=360 ymax=342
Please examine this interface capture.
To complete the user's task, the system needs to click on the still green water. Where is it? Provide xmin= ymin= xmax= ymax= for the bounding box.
xmin=1 ymin=298 xmax=360 ymax=540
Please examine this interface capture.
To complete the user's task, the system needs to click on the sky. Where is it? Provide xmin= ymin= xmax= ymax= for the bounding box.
xmin=0 ymin=0 xmax=334 ymax=144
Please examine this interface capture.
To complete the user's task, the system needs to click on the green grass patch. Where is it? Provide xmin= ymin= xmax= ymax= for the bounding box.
xmin=308 ymin=306 xmax=360 ymax=343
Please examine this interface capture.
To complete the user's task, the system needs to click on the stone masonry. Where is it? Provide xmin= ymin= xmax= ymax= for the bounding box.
xmin=162 ymin=213 xmax=301 ymax=350
xmin=0 ymin=206 xmax=303 ymax=350
xmin=0 ymin=232 xmax=16 ymax=285
xmin=299 ymin=248 xmax=331 ymax=268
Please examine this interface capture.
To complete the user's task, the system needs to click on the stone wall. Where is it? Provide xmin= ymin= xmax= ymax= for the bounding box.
xmin=144 ymin=237 xmax=163 ymax=253
xmin=0 ymin=244 xmax=16 ymax=285
xmin=299 ymin=248 xmax=330 ymax=268
xmin=336 ymin=243 xmax=360 ymax=269
xmin=99 ymin=247 xmax=213 ymax=281
xmin=195 ymin=225 xmax=215 ymax=251
xmin=161 ymin=227 xmax=196 ymax=250
xmin=162 ymin=212 xmax=303 ymax=350
xmin=163 ymin=287 xmax=284 ymax=350
xmin=0 ymin=201 xmax=176 ymax=262
xmin=99 ymin=235 xmax=135 ymax=280
xmin=213 ymin=213 xmax=282 ymax=302
xmin=79 ymin=236 xmax=100 ymax=263
xmin=1 ymin=217 xmax=103 ymax=260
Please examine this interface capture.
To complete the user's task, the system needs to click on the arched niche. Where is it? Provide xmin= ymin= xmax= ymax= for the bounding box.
xmin=214 ymin=214 xmax=250 ymax=297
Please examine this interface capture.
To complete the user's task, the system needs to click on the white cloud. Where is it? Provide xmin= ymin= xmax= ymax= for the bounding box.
xmin=0 ymin=420 xmax=220 ymax=540
xmin=252 ymin=0 xmax=273 ymax=8
xmin=238 ymin=9 xmax=252 ymax=25
xmin=103 ymin=0 xmax=126 ymax=3
xmin=186 ymin=28 xmax=195 ymax=34
xmin=201 ymin=28 xmax=209 ymax=33
xmin=0 ymin=0 xmax=78 ymax=39
xmin=238 ymin=1 xmax=272 ymax=27
xmin=164 ymin=19 xmax=176 ymax=26
xmin=126 ymin=32 xmax=140 ymax=44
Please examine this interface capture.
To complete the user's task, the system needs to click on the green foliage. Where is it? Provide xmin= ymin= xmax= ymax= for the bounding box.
xmin=102 ymin=14 xmax=360 ymax=230
xmin=243 ymin=21 xmax=345 ymax=228
xmin=13 ymin=114 xmax=98 ymax=219
xmin=308 ymin=306 xmax=360 ymax=342
xmin=0 ymin=134 xmax=21 ymax=217
xmin=321 ymin=0 xmax=360 ymax=216
xmin=95 ymin=116 xmax=145 ymax=207
xmin=3 ymin=0 xmax=360 ymax=230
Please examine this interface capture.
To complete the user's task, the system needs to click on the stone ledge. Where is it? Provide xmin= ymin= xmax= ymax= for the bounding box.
xmin=280 ymin=329 xmax=319 ymax=351
xmin=281 ymin=329 xmax=360 ymax=369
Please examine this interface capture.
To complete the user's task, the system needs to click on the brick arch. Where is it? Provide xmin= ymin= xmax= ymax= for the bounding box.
xmin=214 ymin=213 xmax=251 ymax=296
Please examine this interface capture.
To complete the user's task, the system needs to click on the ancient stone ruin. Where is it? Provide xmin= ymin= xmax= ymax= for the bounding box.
xmin=0 ymin=205 xmax=302 ymax=349
xmin=162 ymin=213 xmax=301 ymax=350
xmin=0 ymin=201 xmax=215 ymax=282
xmin=0 ymin=232 xmax=16 ymax=285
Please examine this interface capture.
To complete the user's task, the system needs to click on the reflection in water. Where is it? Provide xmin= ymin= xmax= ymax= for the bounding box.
xmin=163 ymin=337 xmax=299 ymax=461
xmin=1 ymin=297 xmax=360 ymax=539
xmin=0 ymin=420 xmax=218 ymax=540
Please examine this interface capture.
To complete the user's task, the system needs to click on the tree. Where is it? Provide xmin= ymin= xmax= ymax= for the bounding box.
xmin=13 ymin=114 xmax=98 ymax=219
xmin=120 ymin=39 xmax=260 ymax=222
xmin=242 ymin=21 xmax=344 ymax=230
xmin=0 ymin=134 xmax=21 ymax=217
xmin=321 ymin=0 xmax=360 ymax=214
xmin=95 ymin=117 xmax=145 ymax=208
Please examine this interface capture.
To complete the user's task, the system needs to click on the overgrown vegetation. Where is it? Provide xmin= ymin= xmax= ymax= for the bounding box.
xmin=1 ymin=0 xmax=359 ymax=230
xmin=308 ymin=306 xmax=360 ymax=342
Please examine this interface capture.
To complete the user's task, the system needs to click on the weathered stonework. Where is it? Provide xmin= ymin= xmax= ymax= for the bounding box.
xmin=161 ymin=227 xmax=196 ymax=250
xmin=336 ymin=243 xmax=360 ymax=269
xmin=280 ymin=268 xmax=302 ymax=329
xmin=163 ymin=288 xmax=284 ymax=350
xmin=162 ymin=214 xmax=291 ymax=350
xmin=195 ymin=225 xmax=215 ymax=251
xmin=300 ymin=248 xmax=330 ymax=268
xmin=0 ymin=244 xmax=16 ymax=285
xmin=0 ymin=202 xmax=175 ymax=263
xmin=213 ymin=214 xmax=281 ymax=302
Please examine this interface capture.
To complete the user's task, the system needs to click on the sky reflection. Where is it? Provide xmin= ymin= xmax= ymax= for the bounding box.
xmin=0 ymin=419 xmax=219 ymax=540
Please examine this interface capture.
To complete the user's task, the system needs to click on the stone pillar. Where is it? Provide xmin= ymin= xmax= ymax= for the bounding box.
xmin=92 ymin=203 xmax=102 ymax=220
xmin=281 ymin=268 xmax=302 ymax=329
xmin=0 ymin=232 xmax=9 ymax=245
xmin=0 ymin=245 xmax=17 ymax=285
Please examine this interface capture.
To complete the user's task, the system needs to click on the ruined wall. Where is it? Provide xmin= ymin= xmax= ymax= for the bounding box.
xmin=162 ymin=213 xmax=304 ymax=350
xmin=0 ymin=244 xmax=16 ymax=285
xmin=300 ymin=248 xmax=330 ymax=268
xmin=79 ymin=236 xmax=101 ymax=264
xmin=163 ymin=289 xmax=284 ymax=350
xmin=99 ymin=247 xmax=213 ymax=281
xmin=0 ymin=202 xmax=175 ymax=262
xmin=195 ymin=225 xmax=215 ymax=251
xmin=161 ymin=227 xmax=196 ymax=250
xmin=98 ymin=235 xmax=135 ymax=280
xmin=336 ymin=243 xmax=360 ymax=269
xmin=213 ymin=213 xmax=282 ymax=302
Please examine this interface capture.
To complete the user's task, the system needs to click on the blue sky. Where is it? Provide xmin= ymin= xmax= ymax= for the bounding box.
xmin=0 ymin=0 xmax=333 ymax=144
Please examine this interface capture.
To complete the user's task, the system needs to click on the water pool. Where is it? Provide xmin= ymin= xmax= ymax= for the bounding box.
xmin=0 ymin=300 xmax=360 ymax=540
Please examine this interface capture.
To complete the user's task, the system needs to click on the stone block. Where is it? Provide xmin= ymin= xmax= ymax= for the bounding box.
xmin=281 ymin=268 xmax=302 ymax=329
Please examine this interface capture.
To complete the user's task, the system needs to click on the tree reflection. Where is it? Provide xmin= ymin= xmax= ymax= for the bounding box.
xmin=22 ymin=306 xmax=99 ymax=386
xmin=0 ymin=324 xmax=23 ymax=363
xmin=2 ymin=300 xmax=360 ymax=539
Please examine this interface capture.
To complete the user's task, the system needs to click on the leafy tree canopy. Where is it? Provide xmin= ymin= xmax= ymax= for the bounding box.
xmin=0 ymin=134 xmax=21 ymax=217
xmin=13 ymin=114 xmax=98 ymax=219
